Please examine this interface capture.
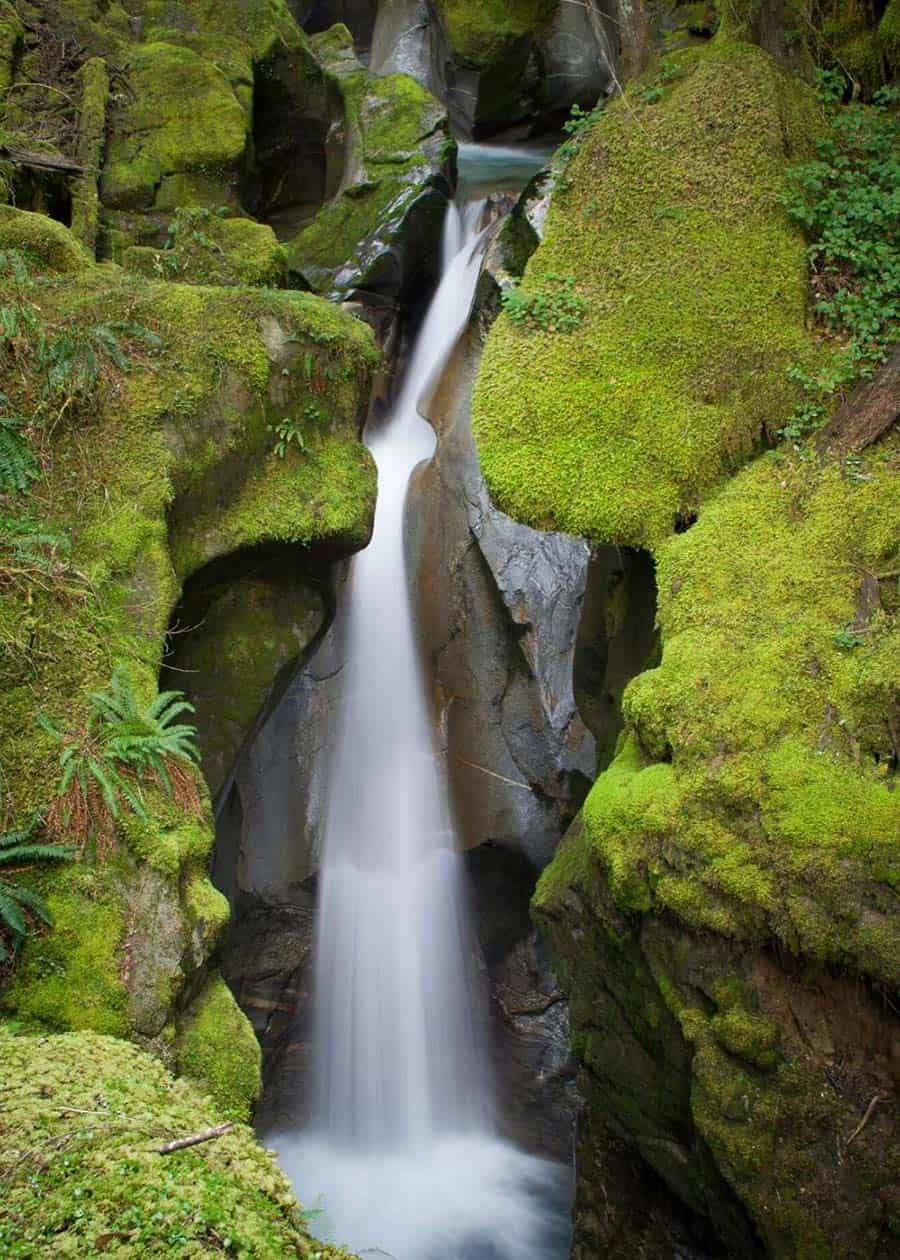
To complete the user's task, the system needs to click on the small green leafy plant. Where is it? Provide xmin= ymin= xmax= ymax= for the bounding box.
xmin=776 ymin=77 xmax=900 ymax=448
xmin=632 ymin=61 xmax=685 ymax=105
xmin=0 ymin=411 xmax=38 ymax=494
xmin=833 ymin=623 xmax=865 ymax=649
xmin=501 ymin=272 xmax=585 ymax=333
xmin=0 ymin=814 xmax=73 ymax=960
xmin=270 ymin=416 xmax=310 ymax=458
xmin=40 ymin=669 xmax=202 ymax=849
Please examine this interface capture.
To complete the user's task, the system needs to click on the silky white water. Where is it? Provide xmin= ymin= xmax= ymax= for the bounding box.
xmin=275 ymin=183 xmax=571 ymax=1259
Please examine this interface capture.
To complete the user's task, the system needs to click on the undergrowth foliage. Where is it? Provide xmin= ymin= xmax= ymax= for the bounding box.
xmin=775 ymin=76 xmax=900 ymax=447
xmin=40 ymin=669 xmax=202 ymax=850
xmin=501 ymin=272 xmax=585 ymax=333
xmin=0 ymin=814 xmax=73 ymax=960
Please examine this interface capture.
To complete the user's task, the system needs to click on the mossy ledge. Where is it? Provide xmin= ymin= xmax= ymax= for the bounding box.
xmin=0 ymin=1028 xmax=353 ymax=1258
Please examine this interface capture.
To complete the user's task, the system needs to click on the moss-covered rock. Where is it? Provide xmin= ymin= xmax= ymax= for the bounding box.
xmin=286 ymin=26 xmax=453 ymax=300
xmin=431 ymin=0 xmax=557 ymax=65
xmin=167 ymin=570 xmax=327 ymax=797
xmin=0 ymin=205 xmax=92 ymax=272
xmin=473 ymin=40 xmax=821 ymax=548
xmin=0 ymin=1027 xmax=351 ymax=1257
xmin=101 ymin=41 xmax=248 ymax=214
xmin=0 ymin=217 xmax=377 ymax=1100
xmin=175 ymin=975 xmax=262 ymax=1120
xmin=124 ymin=212 xmax=288 ymax=288
xmin=535 ymin=433 xmax=900 ymax=1252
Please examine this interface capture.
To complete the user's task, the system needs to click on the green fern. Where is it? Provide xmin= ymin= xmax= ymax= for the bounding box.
xmin=41 ymin=669 xmax=202 ymax=844
xmin=0 ymin=814 xmax=73 ymax=960
xmin=0 ymin=414 xmax=38 ymax=494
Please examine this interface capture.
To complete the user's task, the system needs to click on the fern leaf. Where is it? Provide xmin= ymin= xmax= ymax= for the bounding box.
xmin=0 ymin=813 xmax=41 ymax=848
xmin=6 ymin=883 xmax=53 ymax=926
xmin=0 ymin=842 xmax=73 ymax=866
xmin=0 ymin=416 xmax=39 ymax=494
xmin=88 ymin=757 xmax=123 ymax=819
xmin=0 ymin=886 xmax=26 ymax=937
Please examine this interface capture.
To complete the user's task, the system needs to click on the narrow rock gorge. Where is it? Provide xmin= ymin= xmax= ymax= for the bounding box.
xmin=0 ymin=0 xmax=897 ymax=1256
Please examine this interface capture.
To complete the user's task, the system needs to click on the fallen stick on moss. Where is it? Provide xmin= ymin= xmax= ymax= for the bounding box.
xmin=845 ymin=1094 xmax=887 ymax=1149
xmin=157 ymin=1122 xmax=234 ymax=1155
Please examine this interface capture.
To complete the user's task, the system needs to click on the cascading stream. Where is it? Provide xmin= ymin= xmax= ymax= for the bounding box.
xmin=311 ymin=198 xmax=489 ymax=1148
xmin=276 ymin=156 xmax=571 ymax=1260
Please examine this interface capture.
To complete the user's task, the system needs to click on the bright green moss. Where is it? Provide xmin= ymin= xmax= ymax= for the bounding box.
xmin=1 ymin=251 xmax=376 ymax=1044
xmin=101 ymin=41 xmax=247 ymax=211
xmin=544 ymin=437 xmax=900 ymax=983
xmin=473 ymin=41 xmax=821 ymax=547
xmin=0 ymin=206 xmax=92 ymax=272
xmin=4 ymin=863 xmax=128 ymax=1036
xmin=125 ymin=214 xmax=288 ymax=287
xmin=176 ymin=977 xmax=261 ymax=1121
xmin=432 ymin=0 xmax=557 ymax=63
xmin=0 ymin=1028 xmax=350 ymax=1258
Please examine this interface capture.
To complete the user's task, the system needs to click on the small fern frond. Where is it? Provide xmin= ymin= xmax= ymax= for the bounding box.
xmin=0 ymin=812 xmax=41 ymax=848
xmin=0 ymin=841 xmax=74 ymax=866
xmin=0 ymin=416 xmax=38 ymax=495
xmin=6 ymin=883 xmax=53 ymax=926
xmin=0 ymin=885 xmax=27 ymax=937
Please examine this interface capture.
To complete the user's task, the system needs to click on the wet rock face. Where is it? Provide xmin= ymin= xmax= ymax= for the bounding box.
xmin=369 ymin=0 xmax=616 ymax=137
xmin=408 ymin=280 xmax=595 ymax=873
xmin=574 ymin=545 xmax=659 ymax=769
xmin=465 ymin=843 xmax=579 ymax=1161
xmin=212 ymin=603 xmax=349 ymax=1131
xmin=286 ymin=27 xmax=455 ymax=307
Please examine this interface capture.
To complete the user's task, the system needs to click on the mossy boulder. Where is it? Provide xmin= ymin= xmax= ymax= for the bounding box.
xmin=124 ymin=213 xmax=288 ymax=288
xmin=0 ymin=205 xmax=92 ymax=272
xmin=287 ymin=26 xmax=453 ymax=300
xmin=426 ymin=0 xmax=614 ymax=134
xmin=0 ymin=1028 xmax=351 ymax=1257
xmin=175 ymin=975 xmax=262 ymax=1121
xmin=473 ymin=40 xmax=821 ymax=548
xmin=535 ymin=434 xmax=900 ymax=1253
xmin=101 ymin=41 xmax=248 ymax=214
xmin=0 ymin=218 xmax=377 ymax=1103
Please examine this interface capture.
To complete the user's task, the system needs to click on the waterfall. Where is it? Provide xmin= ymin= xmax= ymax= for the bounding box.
xmin=311 ymin=199 xmax=489 ymax=1146
xmin=275 ymin=176 xmax=571 ymax=1260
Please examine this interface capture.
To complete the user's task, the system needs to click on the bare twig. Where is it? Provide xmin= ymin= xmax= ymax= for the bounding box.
xmin=846 ymin=1094 xmax=887 ymax=1149
xmin=156 ymin=1122 xmax=234 ymax=1155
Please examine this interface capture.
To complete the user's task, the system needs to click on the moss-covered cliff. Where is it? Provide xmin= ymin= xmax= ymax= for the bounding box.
xmin=473 ymin=26 xmax=899 ymax=1260
xmin=0 ymin=207 xmax=377 ymax=1122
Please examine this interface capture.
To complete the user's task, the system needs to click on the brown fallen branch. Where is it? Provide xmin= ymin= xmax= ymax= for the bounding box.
xmin=845 ymin=1094 xmax=887 ymax=1149
xmin=156 ymin=1122 xmax=234 ymax=1155
xmin=816 ymin=346 xmax=900 ymax=454
xmin=0 ymin=143 xmax=86 ymax=174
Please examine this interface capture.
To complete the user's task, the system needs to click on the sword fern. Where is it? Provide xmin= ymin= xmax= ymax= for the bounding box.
xmin=0 ymin=814 xmax=73 ymax=960
xmin=41 ymin=668 xmax=203 ymax=849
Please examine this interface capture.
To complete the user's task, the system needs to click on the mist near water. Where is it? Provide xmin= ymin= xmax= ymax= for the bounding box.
xmin=274 ymin=155 xmax=572 ymax=1260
